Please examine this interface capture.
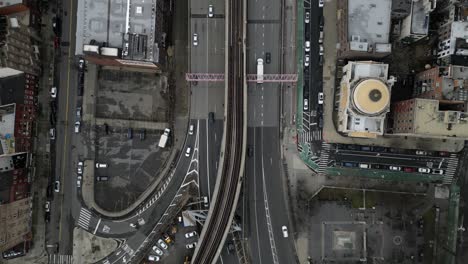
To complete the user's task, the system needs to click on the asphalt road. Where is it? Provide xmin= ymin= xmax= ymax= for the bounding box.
xmin=243 ymin=0 xmax=296 ymax=262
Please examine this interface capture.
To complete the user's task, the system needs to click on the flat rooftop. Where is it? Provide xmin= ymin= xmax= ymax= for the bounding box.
xmin=348 ymin=0 xmax=391 ymax=45
xmin=76 ymin=0 xmax=157 ymax=61
xmin=410 ymin=0 xmax=430 ymax=35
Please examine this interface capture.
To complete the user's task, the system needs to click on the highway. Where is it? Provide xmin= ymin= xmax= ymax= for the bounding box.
xmin=242 ymin=0 xmax=296 ymax=262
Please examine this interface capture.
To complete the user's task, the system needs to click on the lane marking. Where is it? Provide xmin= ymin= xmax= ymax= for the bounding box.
xmin=93 ymin=218 xmax=102 ymax=234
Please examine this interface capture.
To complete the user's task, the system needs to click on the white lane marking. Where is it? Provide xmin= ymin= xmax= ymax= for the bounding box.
xmin=206 ymin=118 xmax=211 ymax=202
xmin=93 ymin=218 xmax=102 ymax=235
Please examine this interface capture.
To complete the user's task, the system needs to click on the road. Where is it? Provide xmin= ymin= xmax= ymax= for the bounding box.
xmin=243 ymin=0 xmax=296 ymax=262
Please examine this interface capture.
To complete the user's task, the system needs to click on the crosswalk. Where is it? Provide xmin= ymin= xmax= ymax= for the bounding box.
xmin=318 ymin=142 xmax=331 ymax=174
xmin=77 ymin=207 xmax=92 ymax=230
xmin=48 ymin=254 xmax=73 ymax=264
xmin=443 ymin=154 xmax=459 ymax=185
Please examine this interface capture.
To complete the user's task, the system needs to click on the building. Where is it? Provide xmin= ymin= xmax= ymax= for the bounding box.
xmin=75 ymin=0 xmax=162 ymax=71
xmin=0 ymin=73 xmax=38 ymax=153
xmin=0 ymin=14 xmax=41 ymax=76
xmin=399 ymin=0 xmax=436 ymax=43
xmin=392 ymin=98 xmax=468 ymax=138
xmin=414 ymin=65 xmax=468 ymax=101
xmin=0 ymin=0 xmax=41 ymax=28
xmin=336 ymin=61 xmax=396 ymax=138
xmin=337 ymin=0 xmax=392 ymax=59
xmin=437 ymin=21 xmax=468 ymax=60
xmin=0 ymin=197 xmax=31 ymax=253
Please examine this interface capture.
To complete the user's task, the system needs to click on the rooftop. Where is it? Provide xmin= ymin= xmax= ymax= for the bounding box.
xmin=348 ymin=0 xmax=391 ymax=47
xmin=0 ymin=72 xmax=25 ymax=105
xmin=76 ymin=0 xmax=157 ymax=61
xmin=0 ymin=104 xmax=16 ymax=155
xmin=410 ymin=0 xmax=430 ymax=35
xmin=413 ymin=98 xmax=468 ymax=137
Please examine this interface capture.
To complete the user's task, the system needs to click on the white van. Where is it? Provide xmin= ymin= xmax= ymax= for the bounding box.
xmin=95 ymin=163 xmax=108 ymax=169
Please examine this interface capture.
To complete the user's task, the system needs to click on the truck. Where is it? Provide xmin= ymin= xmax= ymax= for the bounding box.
xmin=83 ymin=44 xmax=100 ymax=54
xmin=257 ymin=58 xmax=264 ymax=84
xmin=158 ymin=128 xmax=170 ymax=148
xmin=100 ymin=47 xmax=120 ymax=57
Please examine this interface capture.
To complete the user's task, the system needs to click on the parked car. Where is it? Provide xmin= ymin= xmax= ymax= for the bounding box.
xmin=203 ymin=196 xmax=209 ymax=208
xmin=148 ymin=255 xmax=160 ymax=262
xmin=305 ymin=41 xmax=310 ymax=52
xmin=319 ymin=54 xmax=324 ymax=66
xmin=76 ymin=107 xmax=82 ymax=120
xmin=343 ymin=162 xmax=356 ymax=167
xmin=418 ymin=168 xmax=431 ymax=173
xmin=74 ymin=121 xmax=80 ymax=133
xmin=152 ymin=246 xmax=163 ymax=256
xmin=404 ymin=167 xmax=415 ymax=172
xmin=45 ymin=201 xmax=51 ymax=212
xmin=193 ymin=33 xmax=198 ymax=46
xmin=319 ymin=0 xmax=324 ymax=7
xmin=95 ymin=163 xmax=108 ymax=168
xmin=185 ymin=231 xmax=198 ymax=238
xmin=439 ymin=151 xmax=450 ymax=157
xmin=186 ymin=242 xmax=197 ymax=249
xmin=433 ymin=169 xmax=444 ymax=175
xmin=77 ymin=161 xmax=83 ymax=174
xmin=54 ymin=180 xmax=60 ymax=192
xmin=319 ymin=31 xmax=324 ymax=43
xmin=303 ymin=98 xmax=309 ymax=111
xmin=77 ymin=180 xmax=81 ymax=188
xmin=304 ymin=54 xmax=310 ymax=67
xmin=157 ymin=239 xmax=168 ymax=250
xmin=96 ymin=176 xmax=109 ymax=181
xmin=50 ymin=128 xmax=56 ymax=140
xmin=359 ymin=163 xmax=370 ymax=169
xmin=319 ymin=45 xmax=324 ymax=55
xmin=282 ymin=226 xmax=289 ymax=238
xmin=319 ymin=15 xmax=324 ymax=30
xmin=50 ymin=87 xmax=57 ymax=98
xmin=305 ymin=11 xmax=310 ymax=23
xmin=415 ymin=150 xmax=428 ymax=155
xmin=389 ymin=166 xmax=401 ymax=171
xmin=78 ymin=58 xmax=85 ymax=70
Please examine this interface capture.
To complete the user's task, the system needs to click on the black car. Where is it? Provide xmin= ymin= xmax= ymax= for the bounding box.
xmin=52 ymin=17 xmax=62 ymax=36
xmin=318 ymin=116 xmax=323 ymax=128
xmin=209 ymin=112 xmax=215 ymax=123
xmin=319 ymin=15 xmax=324 ymax=30
xmin=247 ymin=146 xmax=253 ymax=157
xmin=265 ymin=52 xmax=271 ymax=64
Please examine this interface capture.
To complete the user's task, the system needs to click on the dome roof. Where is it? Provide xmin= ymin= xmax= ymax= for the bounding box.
xmin=352 ymin=79 xmax=390 ymax=115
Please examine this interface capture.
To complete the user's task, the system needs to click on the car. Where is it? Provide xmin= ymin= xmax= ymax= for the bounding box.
xmin=319 ymin=54 xmax=324 ymax=66
xmin=265 ymin=52 xmax=271 ymax=64
xmin=185 ymin=231 xmax=198 ymax=238
xmin=78 ymin=58 xmax=85 ymax=70
xmin=163 ymin=233 xmax=173 ymax=244
xmin=186 ymin=242 xmax=197 ymax=249
xmin=318 ymin=116 xmax=324 ymax=128
xmin=360 ymin=146 xmax=371 ymax=151
xmin=76 ymin=107 xmax=82 ymax=120
xmin=158 ymin=239 xmax=168 ymax=249
xmin=433 ymin=169 xmax=444 ymax=175
xmin=209 ymin=112 xmax=215 ymax=123
xmin=439 ymin=151 xmax=450 ymax=157
xmin=248 ymin=146 xmax=254 ymax=157
xmin=319 ymin=45 xmax=324 ymax=55
xmin=96 ymin=176 xmax=109 ymax=181
xmin=282 ymin=225 xmax=288 ymax=238
xmin=305 ymin=41 xmax=310 ymax=52
xmin=152 ymin=246 xmax=163 ymax=256
xmin=77 ymin=161 xmax=83 ymax=174
xmin=54 ymin=36 xmax=60 ymax=49
xmin=418 ymin=168 xmax=431 ymax=174
xmin=318 ymin=92 xmax=324 ymax=104
xmin=416 ymin=150 xmax=428 ymax=155
xmin=203 ymin=196 xmax=209 ymax=207
xmin=389 ymin=166 xmax=401 ymax=171
xmin=319 ymin=0 xmax=324 ymax=7
xmin=359 ymin=163 xmax=369 ymax=169
xmin=343 ymin=162 xmax=356 ymax=167
xmin=74 ymin=121 xmax=80 ymax=133
xmin=404 ymin=167 xmax=415 ymax=172
xmin=227 ymin=241 xmax=235 ymax=254
xmin=45 ymin=201 xmax=50 ymax=212
xmin=148 ymin=255 xmax=160 ymax=262
xmin=188 ymin=124 xmax=194 ymax=135
xmin=54 ymin=180 xmax=60 ymax=192
xmin=304 ymin=54 xmax=310 ymax=67
xmin=319 ymin=15 xmax=324 ymax=30
xmin=185 ymin=147 xmax=192 ymax=157
xmin=45 ymin=212 xmax=51 ymax=223
xmin=96 ymin=163 xmax=108 ymax=168
xmin=193 ymin=33 xmax=198 ymax=46
xmin=303 ymin=98 xmax=309 ymax=111
xmin=50 ymin=128 xmax=56 ymax=140
xmin=208 ymin=5 xmax=214 ymax=17
xmin=305 ymin=11 xmax=310 ymax=23
xmin=50 ymin=87 xmax=57 ymax=98
xmin=77 ymin=180 xmax=81 ymax=188
xmin=319 ymin=31 xmax=324 ymax=44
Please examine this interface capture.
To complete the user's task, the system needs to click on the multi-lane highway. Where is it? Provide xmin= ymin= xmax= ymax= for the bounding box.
xmin=242 ymin=0 xmax=296 ymax=263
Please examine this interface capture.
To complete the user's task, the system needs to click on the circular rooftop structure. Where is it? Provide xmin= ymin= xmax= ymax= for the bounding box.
xmin=352 ymin=79 xmax=390 ymax=115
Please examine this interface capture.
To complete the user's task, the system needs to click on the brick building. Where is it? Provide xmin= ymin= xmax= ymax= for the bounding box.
xmin=414 ymin=65 xmax=468 ymax=102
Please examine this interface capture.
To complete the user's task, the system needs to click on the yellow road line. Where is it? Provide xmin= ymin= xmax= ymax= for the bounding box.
xmin=58 ymin=0 xmax=74 ymax=243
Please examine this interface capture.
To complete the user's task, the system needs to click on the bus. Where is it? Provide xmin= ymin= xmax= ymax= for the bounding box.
xmin=257 ymin=58 xmax=264 ymax=84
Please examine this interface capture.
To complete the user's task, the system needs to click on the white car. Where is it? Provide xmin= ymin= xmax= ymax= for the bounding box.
xmin=152 ymin=246 xmax=163 ymax=256
xmin=318 ymin=92 xmax=324 ymax=104
xmin=74 ymin=121 xmax=80 ymax=133
xmin=189 ymin=124 xmax=194 ymax=135
xmin=157 ymin=239 xmax=168 ymax=250
xmin=185 ymin=231 xmax=198 ymax=238
xmin=208 ymin=5 xmax=214 ymax=18
xmin=193 ymin=33 xmax=198 ymax=46
xmin=77 ymin=180 xmax=81 ymax=188
xmin=305 ymin=12 xmax=310 ymax=23
xmin=304 ymin=54 xmax=310 ymax=67
xmin=50 ymin=128 xmax=56 ymax=140
xmin=303 ymin=98 xmax=309 ymax=111
xmin=418 ymin=168 xmax=431 ymax=174
xmin=389 ymin=166 xmax=401 ymax=171
xmin=77 ymin=161 xmax=83 ymax=174
xmin=148 ymin=255 xmax=160 ymax=262
xmin=45 ymin=201 xmax=51 ymax=212
xmin=282 ymin=225 xmax=288 ymax=238
xmin=359 ymin=163 xmax=369 ymax=169
xmin=96 ymin=163 xmax=108 ymax=169
xmin=78 ymin=58 xmax=85 ymax=70
xmin=319 ymin=45 xmax=324 ymax=55
xmin=185 ymin=147 xmax=192 ymax=157
xmin=54 ymin=180 xmax=60 ymax=193
xmin=305 ymin=41 xmax=310 ymax=52
xmin=50 ymin=87 xmax=57 ymax=98
xmin=415 ymin=150 xmax=428 ymax=155
xmin=319 ymin=0 xmax=324 ymax=7
xmin=186 ymin=242 xmax=197 ymax=249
